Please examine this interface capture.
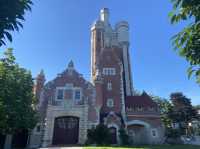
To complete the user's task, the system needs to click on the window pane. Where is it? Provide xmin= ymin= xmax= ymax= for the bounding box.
xmin=57 ymin=89 xmax=64 ymax=100
xmin=75 ymin=90 xmax=81 ymax=100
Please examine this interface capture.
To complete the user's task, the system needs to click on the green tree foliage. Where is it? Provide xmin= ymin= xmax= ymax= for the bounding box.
xmin=86 ymin=124 xmax=112 ymax=145
xmin=169 ymin=92 xmax=199 ymax=134
xmin=0 ymin=0 xmax=33 ymax=46
xmin=0 ymin=48 xmax=37 ymax=134
xmin=151 ymin=95 xmax=173 ymax=128
xmin=169 ymin=0 xmax=200 ymax=84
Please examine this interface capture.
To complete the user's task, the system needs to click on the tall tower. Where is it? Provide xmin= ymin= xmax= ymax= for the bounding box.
xmin=91 ymin=8 xmax=133 ymax=94
xmin=91 ymin=8 xmax=134 ymax=115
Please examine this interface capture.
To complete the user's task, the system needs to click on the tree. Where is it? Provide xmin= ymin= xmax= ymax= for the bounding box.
xmin=0 ymin=0 xmax=33 ymax=46
xmin=152 ymin=95 xmax=173 ymax=128
xmin=169 ymin=0 xmax=200 ymax=84
xmin=119 ymin=127 xmax=130 ymax=145
xmin=0 ymin=48 xmax=37 ymax=149
xmin=169 ymin=92 xmax=199 ymax=135
xmin=86 ymin=124 xmax=112 ymax=145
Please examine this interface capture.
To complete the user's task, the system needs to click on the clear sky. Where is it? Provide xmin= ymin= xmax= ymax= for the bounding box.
xmin=0 ymin=0 xmax=199 ymax=105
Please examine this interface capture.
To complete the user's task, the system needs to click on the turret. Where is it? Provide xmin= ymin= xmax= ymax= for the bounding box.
xmin=116 ymin=21 xmax=133 ymax=96
xmin=116 ymin=21 xmax=129 ymax=43
xmin=91 ymin=19 xmax=104 ymax=82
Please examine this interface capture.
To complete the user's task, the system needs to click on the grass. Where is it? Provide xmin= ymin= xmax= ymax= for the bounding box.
xmin=84 ymin=144 xmax=200 ymax=149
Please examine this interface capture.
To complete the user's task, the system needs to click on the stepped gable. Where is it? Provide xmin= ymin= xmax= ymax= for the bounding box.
xmin=125 ymin=92 xmax=158 ymax=107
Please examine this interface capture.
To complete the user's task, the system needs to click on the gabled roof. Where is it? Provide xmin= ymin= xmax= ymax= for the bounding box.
xmin=125 ymin=92 xmax=158 ymax=107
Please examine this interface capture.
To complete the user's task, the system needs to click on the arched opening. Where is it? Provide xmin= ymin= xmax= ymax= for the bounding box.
xmin=108 ymin=127 xmax=117 ymax=144
xmin=127 ymin=124 xmax=147 ymax=145
xmin=52 ymin=116 xmax=79 ymax=145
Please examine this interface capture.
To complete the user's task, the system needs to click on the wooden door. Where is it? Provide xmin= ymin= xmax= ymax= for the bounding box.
xmin=52 ymin=116 xmax=79 ymax=145
xmin=109 ymin=127 xmax=117 ymax=144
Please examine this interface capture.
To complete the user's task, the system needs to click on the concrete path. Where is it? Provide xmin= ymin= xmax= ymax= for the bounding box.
xmin=39 ymin=147 xmax=83 ymax=149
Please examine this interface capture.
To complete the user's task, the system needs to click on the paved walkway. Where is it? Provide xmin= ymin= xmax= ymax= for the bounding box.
xmin=39 ymin=147 xmax=83 ymax=149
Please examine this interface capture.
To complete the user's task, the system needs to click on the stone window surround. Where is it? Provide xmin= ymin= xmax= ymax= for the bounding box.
xmin=42 ymin=106 xmax=88 ymax=147
xmin=107 ymin=98 xmax=114 ymax=107
xmin=55 ymin=85 xmax=82 ymax=102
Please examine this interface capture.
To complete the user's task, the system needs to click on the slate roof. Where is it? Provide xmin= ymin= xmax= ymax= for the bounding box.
xmin=125 ymin=92 xmax=158 ymax=107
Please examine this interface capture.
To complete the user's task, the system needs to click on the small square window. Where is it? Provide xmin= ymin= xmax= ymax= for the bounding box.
xmin=151 ymin=129 xmax=157 ymax=137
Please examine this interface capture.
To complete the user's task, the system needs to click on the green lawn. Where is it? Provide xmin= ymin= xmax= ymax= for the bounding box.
xmin=84 ymin=145 xmax=200 ymax=149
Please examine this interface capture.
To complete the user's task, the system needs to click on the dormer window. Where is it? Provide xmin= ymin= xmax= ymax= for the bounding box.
xmin=56 ymin=89 xmax=64 ymax=100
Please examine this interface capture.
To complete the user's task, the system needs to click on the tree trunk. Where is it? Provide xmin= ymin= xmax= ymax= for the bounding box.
xmin=4 ymin=134 xmax=12 ymax=149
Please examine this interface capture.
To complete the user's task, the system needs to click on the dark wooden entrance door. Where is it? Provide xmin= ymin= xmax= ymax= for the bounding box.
xmin=52 ymin=116 xmax=79 ymax=145
xmin=109 ymin=127 xmax=117 ymax=144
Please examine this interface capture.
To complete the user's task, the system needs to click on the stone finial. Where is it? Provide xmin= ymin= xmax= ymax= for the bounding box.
xmin=39 ymin=69 xmax=45 ymax=76
xmin=100 ymin=8 xmax=109 ymax=23
xmin=37 ymin=69 xmax=45 ymax=81
xmin=68 ymin=60 xmax=74 ymax=68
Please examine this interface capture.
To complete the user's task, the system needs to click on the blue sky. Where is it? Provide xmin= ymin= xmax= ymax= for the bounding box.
xmin=0 ymin=0 xmax=199 ymax=105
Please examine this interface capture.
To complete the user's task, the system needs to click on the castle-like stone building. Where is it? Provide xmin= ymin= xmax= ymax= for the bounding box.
xmin=29 ymin=8 xmax=164 ymax=148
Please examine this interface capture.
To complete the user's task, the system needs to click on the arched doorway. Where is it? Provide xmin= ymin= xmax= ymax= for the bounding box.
xmin=109 ymin=127 xmax=117 ymax=144
xmin=127 ymin=124 xmax=147 ymax=144
xmin=52 ymin=116 xmax=79 ymax=145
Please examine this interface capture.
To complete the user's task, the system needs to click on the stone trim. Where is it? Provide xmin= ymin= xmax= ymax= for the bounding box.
xmin=127 ymin=120 xmax=151 ymax=128
xmin=42 ymin=104 xmax=88 ymax=147
xmin=107 ymin=123 xmax=120 ymax=144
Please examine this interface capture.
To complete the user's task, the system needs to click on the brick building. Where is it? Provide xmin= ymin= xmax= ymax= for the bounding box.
xmin=29 ymin=8 xmax=164 ymax=148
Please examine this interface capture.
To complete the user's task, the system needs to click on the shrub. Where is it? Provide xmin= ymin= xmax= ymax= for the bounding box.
xmin=165 ymin=128 xmax=183 ymax=144
xmin=86 ymin=124 xmax=112 ymax=145
xmin=119 ymin=127 xmax=131 ymax=145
